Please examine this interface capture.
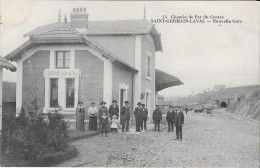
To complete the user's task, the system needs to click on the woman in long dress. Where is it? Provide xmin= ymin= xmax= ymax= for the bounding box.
xmin=88 ymin=102 xmax=98 ymax=131
xmin=98 ymin=101 xmax=109 ymax=132
xmin=76 ymin=101 xmax=85 ymax=131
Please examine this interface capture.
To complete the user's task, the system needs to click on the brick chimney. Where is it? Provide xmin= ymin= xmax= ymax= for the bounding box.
xmin=70 ymin=7 xmax=89 ymax=30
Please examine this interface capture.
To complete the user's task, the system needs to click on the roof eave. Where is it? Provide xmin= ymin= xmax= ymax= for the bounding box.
xmin=5 ymin=40 xmax=34 ymax=61
xmin=0 ymin=56 xmax=17 ymax=72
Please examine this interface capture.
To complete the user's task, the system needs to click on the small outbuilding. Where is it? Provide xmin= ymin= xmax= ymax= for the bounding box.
xmin=0 ymin=56 xmax=16 ymax=136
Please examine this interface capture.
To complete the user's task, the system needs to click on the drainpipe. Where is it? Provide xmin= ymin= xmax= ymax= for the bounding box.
xmin=131 ymin=72 xmax=135 ymax=126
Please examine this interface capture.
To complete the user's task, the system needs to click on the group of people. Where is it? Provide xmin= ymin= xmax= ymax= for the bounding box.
xmin=76 ymin=100 xmax=185 ymax=140
xmin=166 ymin=106 xmax=185 ymax=140
xmin=134 ymin=102 xmax=149 ymax=132
xmin=76 ymin=100 xmax=131 ymax=136
xmin=150 ymin=105 xmax=185 ymax=140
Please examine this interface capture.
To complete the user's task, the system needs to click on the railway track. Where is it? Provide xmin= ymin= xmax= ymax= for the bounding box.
xmin=114 ymin=112 xmax=195 ymax=167
xmin=142 ymin=112 xmax=195 ymax=167
xmin=73 ymin=112 xmax=195 ymax=167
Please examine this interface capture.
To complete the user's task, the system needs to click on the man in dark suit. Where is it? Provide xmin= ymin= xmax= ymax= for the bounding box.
xmin=153 ymin=105 xmax=162 ymax=132
xmin=142 ymin=104 xmax=148 ymax=131
xmin=174 ymin=107 xmax=184 ymax=140
xmin=166 ymin=105 xmax=175 ymax=132
xmin=121 ymin=101 xmax=130 ymax=132
xmin=109 ymin=100 xmax=119 ymax=119
xmin=134 ymin=102 xmax=143 ymax=132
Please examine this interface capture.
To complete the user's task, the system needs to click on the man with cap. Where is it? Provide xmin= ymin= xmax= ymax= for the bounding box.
xmin=153 ymin=105 xmax=162 ymax=132
xmin=166 ymin=105 xmax=175 ymax=132
xmin=174 ymin=107 xmax=184 ymax=141
xmin=134 ymin=102 xmax=143 ymax=132
xmin=99 ymin=101 xmax=109 ymax=132
xmin=142 ymin=104 xmax=148 ymax=131
xmin=109 ymin=100 xmax=119 ymax=119
xmin=121 ymin=101 xmax=130 ymax=132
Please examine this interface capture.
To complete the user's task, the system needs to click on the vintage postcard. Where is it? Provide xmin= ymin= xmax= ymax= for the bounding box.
xmin=0 ymin=0 xmax=259 ymax=167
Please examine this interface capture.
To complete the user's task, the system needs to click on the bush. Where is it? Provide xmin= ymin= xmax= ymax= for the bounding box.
xmin=47 ymin=112 xmax=70 ymax=151
xmin=2 ymin=108 xmax=71 ymax=163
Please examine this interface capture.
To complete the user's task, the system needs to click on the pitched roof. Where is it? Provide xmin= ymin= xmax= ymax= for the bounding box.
xmin=5 ymin=19 xmax=163 ymax=72
xmin=33 ymin=24 xmax=82 ymax=40
xmin=24 ymin=19 xmax=163 ymax=51
xmin=87 ymin=20 xmax=153 ymax=35
xmin=25 ymin=20 xmax=152 ymax=36
xmin=5 ymin=26 xmax=138 ymax=73
xmin=155 ymin=69 xmax=183 ymax=92
xmin=0 ymin=56 xmax=16 ymax=72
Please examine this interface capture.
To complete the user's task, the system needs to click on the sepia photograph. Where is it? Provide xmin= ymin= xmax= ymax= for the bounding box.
xmin=0 ymin=0 xmax=259 ymax=167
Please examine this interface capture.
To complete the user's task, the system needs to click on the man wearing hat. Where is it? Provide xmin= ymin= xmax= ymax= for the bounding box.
xmin=109 ymin=100 xmax=119 ymax=119
xmin=153 ymin=105 xmax=162 ymax=132
xmin=134 ymin=102 xmax=143 ymax=132
xmin=174 ymin=107 xmax=184 ymax=141
xmin=121 ymin=101 xmax=130 ymax=132
xmin=142 ymin=104 xmax=148 ymax=131
xmin=166 ymin=106 xmax=175 ymax=132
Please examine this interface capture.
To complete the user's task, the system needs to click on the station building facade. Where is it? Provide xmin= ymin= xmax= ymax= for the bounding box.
xmin=6 ymin=8 xmax=182 ymax=122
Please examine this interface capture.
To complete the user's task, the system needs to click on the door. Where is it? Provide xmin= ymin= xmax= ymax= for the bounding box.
xmin=119 ymin=89 xmax=127 ymax=125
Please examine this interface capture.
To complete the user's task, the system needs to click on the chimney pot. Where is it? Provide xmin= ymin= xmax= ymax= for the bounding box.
xmin=70 ymin=7 xmax=89 ymax=30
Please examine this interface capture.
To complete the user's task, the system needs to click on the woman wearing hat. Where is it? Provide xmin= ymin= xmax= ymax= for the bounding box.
xmin=98 ymin=101 xmax=109 ymax=132
xmin=88 ymin=102 xmax=98 ymax=131
xmin=76 ymin=101 xmax=85 ymax=131
xmin=109 ymin=100 xmax=119 ymax=119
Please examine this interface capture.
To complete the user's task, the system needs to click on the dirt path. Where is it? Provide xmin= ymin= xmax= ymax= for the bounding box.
xmin=57 ymin=109 xmax=259 ymax=167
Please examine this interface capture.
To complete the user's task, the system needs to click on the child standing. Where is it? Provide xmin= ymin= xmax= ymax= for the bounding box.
xmin=100 ymin=112 xmax=109 ymax=137
xmin=111 ymin=115 xmax=119 ymax=133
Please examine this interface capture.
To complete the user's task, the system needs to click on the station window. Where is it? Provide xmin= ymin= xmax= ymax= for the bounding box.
xmin=50 ymin=78 xmax=58 ymax=107
xmin=66 ymin=78 xmax=75 ymax=108
xmin=56 ymin=51 xmax=70 ymax=69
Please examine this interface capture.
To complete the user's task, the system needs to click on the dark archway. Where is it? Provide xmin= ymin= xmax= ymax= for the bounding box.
xmin=220 ymin=101 xmax=227 ymax=108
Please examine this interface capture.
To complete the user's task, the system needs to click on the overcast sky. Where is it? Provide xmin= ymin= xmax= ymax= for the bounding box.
xmin=1 ymin=1 xmax=259 ymax=97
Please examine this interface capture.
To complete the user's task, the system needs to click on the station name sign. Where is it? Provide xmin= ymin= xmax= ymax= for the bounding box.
xmin=44 ymin=69 xmax=80 ymax=78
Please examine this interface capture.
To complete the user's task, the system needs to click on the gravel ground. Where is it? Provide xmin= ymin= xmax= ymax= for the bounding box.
xmin=57 ymin=109 xmax=259 ymax=167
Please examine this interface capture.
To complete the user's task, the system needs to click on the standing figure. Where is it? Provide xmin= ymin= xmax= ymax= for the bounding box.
xmin=111 ymin=115 xmax=119 ymax=133
xmin=109 ymin=100 xmax=119 ymax=119
xmin=88 ymin=102 xmax=98 ymax=131
xmin=142 ymin=104 xmax=148 ymax=131
xmin=153 ymin=105 xmax=162 ymax=132
xmin=134 ymin=102 xmax=143 ymax=132
xmin=174 ymin=107 xmax=185 ymax=141
xmin=76 ymin=101 xmax=85 ymax=131
xmin=99 ymin=101 xmax=109 ymax=132
xmin=100 ymin=112 xmax=109 ymax=137
xmin=185 ymin=107 xmax=188 ymax=114
xmin=121 ymin=101 xmax=130 ymax=132
xmin=166 ymin=106 xmax=175 ymax=132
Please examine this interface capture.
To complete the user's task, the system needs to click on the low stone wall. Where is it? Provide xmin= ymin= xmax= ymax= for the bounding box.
xmin=227 ymin=99 xmax=260 ymax=120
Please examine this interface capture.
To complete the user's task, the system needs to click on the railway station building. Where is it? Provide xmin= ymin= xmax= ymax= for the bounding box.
xmin=5 ymin=7 xmax=183 ymax=122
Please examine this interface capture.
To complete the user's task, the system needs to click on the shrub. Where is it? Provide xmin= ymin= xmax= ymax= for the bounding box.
xmin=47 ymin=112 xmax=70 ymax=151
xmin=2 ymin=107 xmax=70 ymax=163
